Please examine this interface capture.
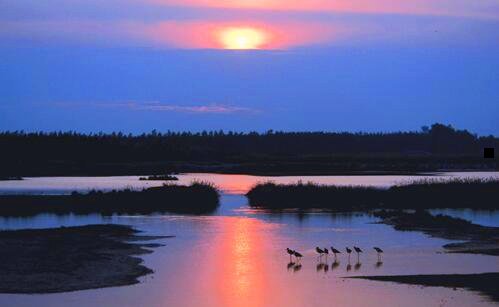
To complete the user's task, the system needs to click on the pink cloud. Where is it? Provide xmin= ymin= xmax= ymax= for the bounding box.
xmin=147 ymin=0 xmax=499 ymax=19
xmin=54 ymin=101 xmax=260 ymax=114
xmin=1 ymin=7 xmax=496 ymax=50
xmin=130 ymin=102 xmax=258 ymax=114
xmin=140 ymin=20 xmax=345 ymax=49
xmin=0 ymin=19 xmax=354 ymax=49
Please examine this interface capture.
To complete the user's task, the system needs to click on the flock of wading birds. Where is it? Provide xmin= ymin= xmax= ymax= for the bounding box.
xmin=285 ymin=246 xmax=384 ymax=272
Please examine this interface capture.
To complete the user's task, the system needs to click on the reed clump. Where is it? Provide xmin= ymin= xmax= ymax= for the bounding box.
xmin=246 ymin=178 xmax=499 ymax=210
xmin=0 ymin=182 xmax=219 ymax=216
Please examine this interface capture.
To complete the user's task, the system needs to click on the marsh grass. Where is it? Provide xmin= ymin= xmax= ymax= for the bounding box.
xmin=246 ymin=178 xmax=499 ymax=210
xmin=0 ymin=183 xmax=220 ymax=216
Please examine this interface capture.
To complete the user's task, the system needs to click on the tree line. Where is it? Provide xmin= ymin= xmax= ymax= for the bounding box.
xmin=0 ymin=123 xmax=496 ymax=176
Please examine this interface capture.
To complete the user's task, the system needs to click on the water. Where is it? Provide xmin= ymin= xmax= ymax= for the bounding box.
xmin=0 ymin=173 xmax=498 ymax=306
xmin=1 ymin=171 xmax=498 ymax=195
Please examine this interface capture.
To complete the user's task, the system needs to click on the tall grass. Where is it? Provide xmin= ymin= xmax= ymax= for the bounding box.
xmin=0 ymin=183 xmax=220 ymax=216
xmin=246 ymin=178 xmax=499 ymax=210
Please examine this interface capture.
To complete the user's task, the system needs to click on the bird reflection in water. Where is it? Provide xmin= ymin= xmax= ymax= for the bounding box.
xmin=375 ymin=261 xmax=383 ymax=269
xmin=293 ymin=263 xmax=302 ymax=272
xmin=316 ymin=262 xmax=329 ymax=273
xmin=287 ymin=262 xmax=302 ymax=272
xmin=354 ymin=261 xmax=362 ymax=271
xmin=316 ymin=262 xmax=325 ymax=272
xmin=331 ymin=260 xmax=340 ymax=271
xmin=346 ymin=263 xmax=352 ymax=272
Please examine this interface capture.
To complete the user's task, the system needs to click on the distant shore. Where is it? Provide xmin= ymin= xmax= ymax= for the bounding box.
xmin=1 ymin=162 xmax=496 ymax=178
xmin=0 ymin=176 xmax=23 ymax=181
xmin=1 ymin=168 xmax=497 ymax=179
xmin=139 ymin=174 xmax=179 ymax=181
xmin=0 ymin=224 xmax=171 ymax=294
xmin=0 ymin=183 xmax=220 ymax=216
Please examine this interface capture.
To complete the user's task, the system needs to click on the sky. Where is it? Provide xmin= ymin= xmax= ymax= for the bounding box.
xmin=0 ymin=0 xmax=498 ymax=135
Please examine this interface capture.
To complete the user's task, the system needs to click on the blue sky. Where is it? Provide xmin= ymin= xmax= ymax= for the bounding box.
xmin=1 ymin=0 xmax=498 ymax=134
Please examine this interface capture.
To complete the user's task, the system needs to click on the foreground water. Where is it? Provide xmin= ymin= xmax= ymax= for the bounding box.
xmin=0 ymin=173 xmax=498 ymax=306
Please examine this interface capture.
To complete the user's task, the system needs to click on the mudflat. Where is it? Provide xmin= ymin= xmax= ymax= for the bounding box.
xmin=350 ymin=273 xmax=499 ymax=303
xmin=0 ymin=224 xmax=171 ymax=294
xmin=375 ymin=210 xmax=499 ymax=256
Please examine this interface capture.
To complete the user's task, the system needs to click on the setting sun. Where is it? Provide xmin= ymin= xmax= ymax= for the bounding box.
xmin=219 ymin=27 xmax=268 ymax=49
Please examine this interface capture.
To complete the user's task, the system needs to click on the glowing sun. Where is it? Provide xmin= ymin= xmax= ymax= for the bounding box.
xmin=219 ymin=27 xmax=268 ymax=49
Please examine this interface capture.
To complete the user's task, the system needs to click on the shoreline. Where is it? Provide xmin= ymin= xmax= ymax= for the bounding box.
xmin=374 ymin=210 xmax=499 ymax=256
xmin=349 ymin=273 xmax=499 ymax=303
xmin=0 ymin=224 xmax=171 ymax=294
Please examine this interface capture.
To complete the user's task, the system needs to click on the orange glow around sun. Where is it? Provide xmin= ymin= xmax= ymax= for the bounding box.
xmin=219 ymin=27 xmax=268 ymax=49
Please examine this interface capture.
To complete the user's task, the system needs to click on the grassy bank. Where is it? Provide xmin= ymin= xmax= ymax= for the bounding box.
xmin=0 ymin=182 xmax=219 ymax=216
xmin=0 ymin=224 xmax=170 ymax=293
xmin=246 ymin=178 xmax=499 ymax=210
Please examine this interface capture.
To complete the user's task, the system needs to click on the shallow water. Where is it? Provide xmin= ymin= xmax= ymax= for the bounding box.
xmin=1 ymin=171 xmax=498 ymax=195
xmin=0 ymin=173 xmax=498 ymax=306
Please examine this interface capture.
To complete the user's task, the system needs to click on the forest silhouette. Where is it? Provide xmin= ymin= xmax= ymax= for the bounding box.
xmin=1 ymin=123 xmax=497 ymax=176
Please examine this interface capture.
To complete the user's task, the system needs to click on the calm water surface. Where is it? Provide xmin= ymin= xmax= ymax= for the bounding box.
xmin=0 ymin=173 xmax=498 ymax=307
xmin=1 ymin=171 xmax=499 ymax=195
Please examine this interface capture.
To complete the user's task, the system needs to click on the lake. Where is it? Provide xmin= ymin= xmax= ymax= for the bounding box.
xmin=0 ymin=172 xmax=498 ymax=306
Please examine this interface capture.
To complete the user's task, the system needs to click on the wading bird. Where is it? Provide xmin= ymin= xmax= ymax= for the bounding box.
xmin=316 ymin=247 xmax=325 ymax=259
xmin=286 ymin=248 xmax=295 ymax=261
xmin=354 ymin=246 xmax=363 ymax=261
xmin=373 ymin=247 xmax=383 ymax=261
xmin=330 ymin=246 xmax=341 ymax=260
xmin=293 ymin=250 xmax=303 ymax=261
xmin=346 ymin=247 xmax=352 ymax=261
xmin=323 ymin=247 xmax=329 ymax=259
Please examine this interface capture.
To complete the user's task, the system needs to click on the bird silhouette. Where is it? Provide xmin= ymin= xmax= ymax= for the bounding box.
xmin=293 ymin=250 xmax=303 ymax=261
xmin=286 ymin=248 xmax=295 ymax=261
xmin=330 ymin=246 xmax=341 ymax=260
xmin=346 ymin=247 xmax=352 ymax=262
xmin=354 ymin=246 xmax=363 ymax=262
xmin=373 ymin=247 xmax=383 ymax=261
xmin=316 ymin=247 xmax=325 ymax=259
xmin=323 ymin=247 xmax=329 ymax=259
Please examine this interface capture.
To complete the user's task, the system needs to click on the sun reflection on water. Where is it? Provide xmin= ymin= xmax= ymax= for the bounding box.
xmin=218 ymin=218 xmax=269 ymax=307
